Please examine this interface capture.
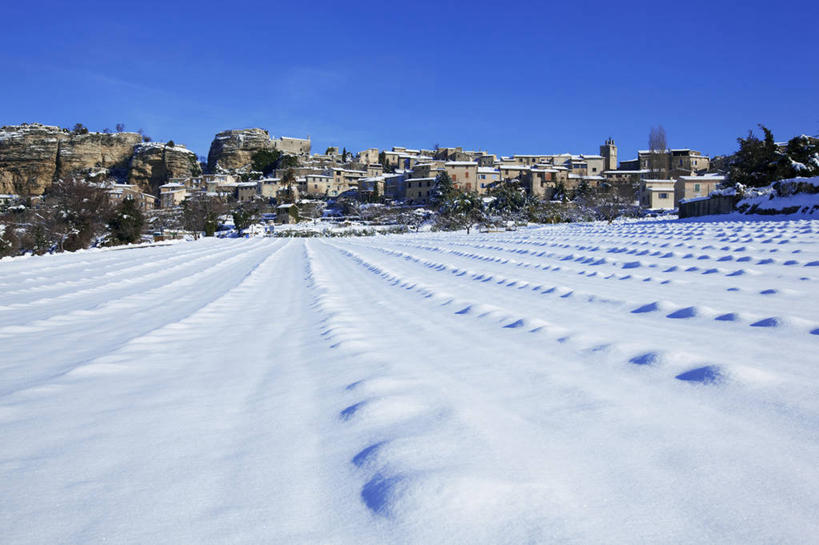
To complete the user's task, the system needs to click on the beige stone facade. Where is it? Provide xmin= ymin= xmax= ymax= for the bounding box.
xmin=107 ymin=184 xmax=157 ymax=211
xmin=445 ymin=162 xmax=479 ymax=192
xmin=675 ymin=175 xmax=724 ymax=204
xmin=640 ymin=179 xmax=676 ymax=210
xmin=273 ymin=136 xmax=311 ymax=156
xmin=405 ymin=177 xmax=436 ymax=204
xmin=159 ymin=183 xmax=187 ymax=208
xmin=358 ymin=148 xmax=379 ymax=165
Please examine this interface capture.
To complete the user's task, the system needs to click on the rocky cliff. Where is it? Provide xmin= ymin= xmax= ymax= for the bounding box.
xmin=0 ymin=123 xmax=200 ymax=196
xmin=128 ymin=143 xmax=200 ymax=194
xmin=207 ymin=128 xmax=273 ymax=172
xmin=56 ymin=131 xmax=143 ymax=182
xmin=0 ymin=124 xmax=69 ymax=195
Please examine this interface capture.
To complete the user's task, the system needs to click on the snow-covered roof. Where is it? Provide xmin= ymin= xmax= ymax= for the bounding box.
xmin=445 ymin=161 xmax=478 ymax=166
xmin=678 ymin=175 xmax=725 ymax=181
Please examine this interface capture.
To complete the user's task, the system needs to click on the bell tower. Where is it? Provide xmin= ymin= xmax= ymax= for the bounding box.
xmin=600 ymin=138 xmax=617 ymax=171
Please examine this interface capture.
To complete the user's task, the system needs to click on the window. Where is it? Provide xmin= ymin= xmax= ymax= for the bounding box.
xmin=694 ymin=183 xmax=701 ymax=192
xmin=465 ymin=170 xmax=469 ymax=178
xmin=480 ymin=174 xmax=486 ymax=180
xmin=659 ymin=192 xmax=668 ymax=199
xmin=452 ymin=174 xmax=457 ymax=181
xmin=427 ymin=181 xmax=431 ymax=187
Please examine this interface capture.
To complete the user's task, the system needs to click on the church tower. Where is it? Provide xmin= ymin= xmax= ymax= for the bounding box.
xmin=600 ymin=138 xmax=617 ymax=171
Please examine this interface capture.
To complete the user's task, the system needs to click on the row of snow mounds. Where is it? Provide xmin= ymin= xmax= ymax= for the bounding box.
xmin=305 ymin=242 xmax=461 ymax=524
xmin=306 ymin=240 xmax=601 ymax=540
xmin=307 ymin=239 xmax=695 ymax=541
xmin=0 ymin=238 xmax=281 ymax=397
xmin=363 ymin=234 xmax=819 ymax=338
xmin=737 ymin=176 xmax=819 ymax=216
xmin=329 ymin=241 xmax=751 ymax=390
xmin=0 ymin=238 xmax=278 ymax=334
xmin=317 ymin=236 xmax=815 ymax=543
xmin=0 ymin=239 xmax=236 ymax=313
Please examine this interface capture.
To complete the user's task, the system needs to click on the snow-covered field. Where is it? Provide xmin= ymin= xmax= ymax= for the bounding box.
xmin=1 ymin=218 xmax=818 ymax=544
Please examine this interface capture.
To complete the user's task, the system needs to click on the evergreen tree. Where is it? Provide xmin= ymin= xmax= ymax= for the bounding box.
xmin=778 ymin=135 xmax=819 ymax=179
xmin=251 ymin=149 xmax=283 ymax=176
xmin=575 ymin=179 xmax=591 ymax=198
xmin=232 ymin=203 xmax=260 ymax=235
xmin=728 ymin=125 xmax=782 ymax=187
xmin=431 ymin=171 xmax=457 ymax=210
xmin=551 ymin=181 xmax=567 ymax=202
xmin=280 ymin=168 xmax=297 ymax=204
xmin=108 ymin=198 xmax=145 ymax=244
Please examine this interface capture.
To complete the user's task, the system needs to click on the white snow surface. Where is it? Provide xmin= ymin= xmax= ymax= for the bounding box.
xmin=1 ymin=218 xmax=819 ymax=544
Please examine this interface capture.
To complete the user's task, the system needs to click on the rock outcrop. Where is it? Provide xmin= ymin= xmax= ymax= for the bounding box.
xmin=0 ymin=124 xmax=69 ymax=195
xmin=56 ymin=132 xmax=143 ymax=182
xmin=0 ymin=123 xmax=201 ymax=196
xmin=128 ymin=143 xmax=200 ymax=194
xmin=207 ymin=128 xmax=273 ymax=172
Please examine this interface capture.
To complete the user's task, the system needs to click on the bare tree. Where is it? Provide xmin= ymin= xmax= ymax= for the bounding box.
xmin=115 ymin=123 xmax=125 ymax=133
xmin=648 ymin=126 xmax=668 ymax=179
xmin=182 ymin=194 xmax=226 ymax=238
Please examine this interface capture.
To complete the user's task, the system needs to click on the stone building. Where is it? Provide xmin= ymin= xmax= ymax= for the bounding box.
xmin=639 ymin=179 xmax=676 ymax=209
xmin=444 ymin=161 xmax=479 ymax=192
xmin=600 ymin=138 xmax=617 ymax=171
xmin=675 ymin=175 xmax=725 ymax=204
xmin=107 ymin=183 xmax=157 ymax=211
xmin=272 ymin=136 xmax=311 ymax=156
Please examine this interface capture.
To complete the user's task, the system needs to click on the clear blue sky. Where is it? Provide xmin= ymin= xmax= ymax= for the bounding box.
xmin=2 ymin=0 xmax=817 ymax=162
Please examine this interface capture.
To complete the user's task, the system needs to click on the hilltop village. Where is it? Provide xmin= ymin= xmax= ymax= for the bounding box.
xmin=150 ymin=129 xmax=722 ymax=217
xmin=0 ymin=124 xmax=723 ymax=219
xmin=2 ymin=123 xmax=815 ymax=256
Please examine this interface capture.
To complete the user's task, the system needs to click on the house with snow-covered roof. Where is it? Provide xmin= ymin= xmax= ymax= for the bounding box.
xmin=675 ymin=175 xmax=725 ymax=204
xmin=639 ymin=179 xmax=676 ymax=210
xmin=445 ymin=161 xmax=479 ymax=192
xmin=477 ymin=167 xmax=501 ymax=192
xmin=107 ymin=184 xmax=157 ymax=211
xmin=159 ymin=183 xmax=187 ymax=208
xmin=405 ymin=177 xmax=436 ymax=205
